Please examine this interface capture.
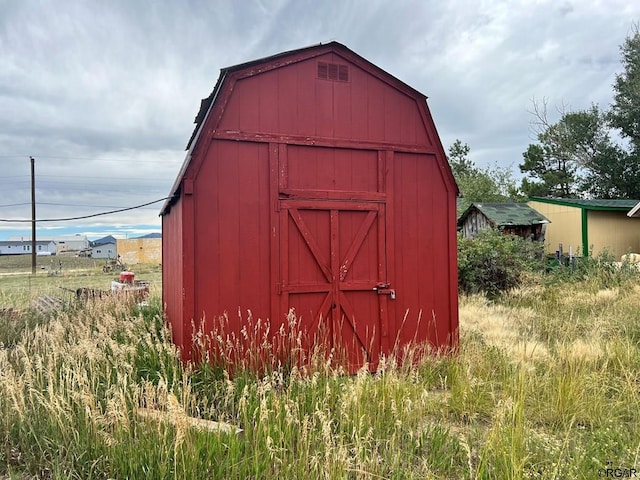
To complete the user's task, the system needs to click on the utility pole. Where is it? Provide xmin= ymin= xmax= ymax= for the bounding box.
xmin=30 ymin=156 xmax=36 ymax=275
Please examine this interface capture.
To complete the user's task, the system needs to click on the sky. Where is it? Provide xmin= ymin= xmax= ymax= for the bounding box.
xmin=1 ymin=0 xmax=639 ymax=240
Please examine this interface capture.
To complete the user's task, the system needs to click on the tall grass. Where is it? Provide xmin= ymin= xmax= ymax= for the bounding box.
xmin=1 ymin=272 xmax=639 ymax=478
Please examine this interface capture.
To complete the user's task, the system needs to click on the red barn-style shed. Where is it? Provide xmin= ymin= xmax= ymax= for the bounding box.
xmin=161 ymin=42 xmax=459 ymax=371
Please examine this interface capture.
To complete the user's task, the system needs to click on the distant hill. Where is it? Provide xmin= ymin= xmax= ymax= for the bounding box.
xmin=91 ymin=235 xmax=117 ymax=246
xmin=135 ymin=233 xmax=162 ymax=239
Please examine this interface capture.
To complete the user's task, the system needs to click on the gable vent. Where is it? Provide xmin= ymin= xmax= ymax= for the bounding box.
xmin=317 ymin=62 xmax=349 ymax=82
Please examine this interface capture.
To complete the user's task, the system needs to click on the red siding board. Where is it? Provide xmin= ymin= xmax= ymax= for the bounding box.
xmin=181 ymin=185 xmax=196 ymax=360
xmin=382 ymin=150 xmax=396 ymax=350
xmin=448 ymin=191 xmax=460 ymax=349
xmin=162 ymin=196 xmax=184 ymax=354
xmin=297 ymin=62 xmax=317 ymax=136
xmin=194 ymin=141 xmax=271 ymax=330
xmin=162 ymin=42 xmax=458 ymax=372
xmin=384 ymin=93 xmax=402 ymax=144
xmin=239 ymin=78 xmax=261 ymax=133
xmin=350 ymin=67 xmax=369 ymax=140
xmin=417 ymin=155 xmax=436 ymax=345
xmin=431 ymin=173 xmax=453 ymax=347
xmin=315 ymin=76 xmax=334 ymax=139
xmin=277 ymin=65 xmax=298 ymax=135
xmin=367 ymin=76 xmax=386 ymax=141
xmin=393 ymin=153 xmax=418 ymax=347
xmin=333 ymin=81 xmax=353 ymax=140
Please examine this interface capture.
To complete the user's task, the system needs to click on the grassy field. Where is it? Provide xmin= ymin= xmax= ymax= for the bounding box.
xmin=0 ymin=260 xmax=639 ymax=478
xmin=0 ymin=253 xmax=103 ymax=273
xmin=0 ymin=254 xmax=162 ymax=310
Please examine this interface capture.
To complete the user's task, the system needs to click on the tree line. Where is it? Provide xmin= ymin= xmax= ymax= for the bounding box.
xmin=451 ymin=24 xmax=640 ymax=205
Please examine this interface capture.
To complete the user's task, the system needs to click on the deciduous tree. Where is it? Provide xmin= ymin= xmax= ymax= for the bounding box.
xmin=521 ymin=26 xmax=640 ymax=199
xmin=519 ymin=103 xmax=615 ymax=197
xmin=609 ymin=23 xmax=640 ymax=151
xmin=447 ymin=140 xmax=522 ymax=214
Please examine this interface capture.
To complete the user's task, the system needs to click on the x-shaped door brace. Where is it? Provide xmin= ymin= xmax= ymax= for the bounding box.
xmin=288 ymin=208 xmax=378 ymax=284
xmin=287 ymin=207 xmax=379 ymax=352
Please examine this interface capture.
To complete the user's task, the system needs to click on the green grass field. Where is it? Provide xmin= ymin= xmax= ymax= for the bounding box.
xmin=0 ymin=256 xmax=639 ymax=479
xmin=0 ymin=253 xmax=100 ymax=273
xmin=0 ymin=254 xmax=162 ymax=310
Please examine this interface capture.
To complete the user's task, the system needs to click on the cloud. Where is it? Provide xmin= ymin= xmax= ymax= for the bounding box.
xmin=1 ymin=0 xmax=639 ymax=239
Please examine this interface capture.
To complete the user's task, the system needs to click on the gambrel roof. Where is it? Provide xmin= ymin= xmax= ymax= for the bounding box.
xmin=161 ymin=41 xmax=458 ymax=215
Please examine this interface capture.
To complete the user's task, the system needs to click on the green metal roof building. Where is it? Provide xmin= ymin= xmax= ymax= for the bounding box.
xmin=527 ymin=197 xmax=640 ymax=258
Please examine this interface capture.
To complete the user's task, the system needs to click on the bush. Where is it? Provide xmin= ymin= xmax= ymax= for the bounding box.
xmin=457 ymin=228 xmax=544 ymax=298
xmin=544 ymin=247 xmax=639 ymax=288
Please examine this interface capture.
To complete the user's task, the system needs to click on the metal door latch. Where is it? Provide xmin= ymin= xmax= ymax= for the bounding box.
xmin=374 ymin=283 xmax=396 ymax=300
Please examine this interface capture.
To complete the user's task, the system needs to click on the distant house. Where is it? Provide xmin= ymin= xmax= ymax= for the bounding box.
xmin=528 ymin=197 xmax=640 ymax=258
xmin=90 ymin=241 xmax=117 ymax=259
xmin=457 ymin=202 xmax=550 ymax=240
xmin=9 ymin=234 xmax=90 ymax=253
xmin=0 ymin=240 xmax=57 ymax=255
xmin=87 ymin=235 xmax=118 ymax=259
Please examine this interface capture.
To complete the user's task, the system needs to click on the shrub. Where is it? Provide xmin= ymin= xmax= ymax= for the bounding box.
xmin=457 ymin=228 xmax=544 ymax=298
xmin=544 ymin=247 xmax=639 ymax=288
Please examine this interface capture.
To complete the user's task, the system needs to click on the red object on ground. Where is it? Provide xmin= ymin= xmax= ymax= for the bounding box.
xmin=119 ymin=271 xmax=135 ymax=284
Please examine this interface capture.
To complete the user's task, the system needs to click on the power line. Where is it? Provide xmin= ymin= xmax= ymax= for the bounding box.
xmin=0 ymin=203 xmax=30 ymax=208
xmin=1 ymin=179 xmax=168 ymax=187
xmin=0 ymin=197 xmax=170 ymax=223
xmin=38 ymin=202 xmax=159 ymax=209
xmin=0 ymin=175 xmax=169 ymax=181
xmin=0 ymin=154 xmax=183 ymax=164
xmin=38 ymin=174 xmax=169 ymax=181
xmin=0 ymin=202 xmax=160 ymax=209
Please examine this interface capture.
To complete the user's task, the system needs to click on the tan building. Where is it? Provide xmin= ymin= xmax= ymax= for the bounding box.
xmin=527 ymin=197 xmax=640 ymax=259
xmin=116 ymin=238 xmax=162 ymax=265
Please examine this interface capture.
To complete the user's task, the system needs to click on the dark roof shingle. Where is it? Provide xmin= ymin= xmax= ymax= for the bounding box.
xmin=457 ymin=202 xmax=550 ymax=228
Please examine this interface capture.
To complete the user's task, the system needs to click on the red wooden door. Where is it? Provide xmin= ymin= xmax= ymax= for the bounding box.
xmin=279 ymin=199 xmax=390 ymax=371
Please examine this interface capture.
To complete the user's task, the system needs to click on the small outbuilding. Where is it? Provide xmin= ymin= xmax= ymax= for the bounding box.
xmin=528 ymin=197 xmax=640 ymax=258
xmin=161 ymin=42 xmax=459 ymax=371
xmin=457 ymin=202 xmax=550 ymax=240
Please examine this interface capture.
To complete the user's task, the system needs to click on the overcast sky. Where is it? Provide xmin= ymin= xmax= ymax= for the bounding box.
xmin=1 ymin=0 xmax=638 ymax=240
